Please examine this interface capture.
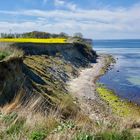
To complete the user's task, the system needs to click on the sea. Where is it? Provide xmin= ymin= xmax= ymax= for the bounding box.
xmin=93 ymin=39 xmax=140 ymax=105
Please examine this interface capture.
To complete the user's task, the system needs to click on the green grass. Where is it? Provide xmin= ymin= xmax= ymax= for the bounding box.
xmin=0 ymin=46 xmax=24 ymax=62
xmin=2 ymin=112 xmax=18 ymax=125
xmin=95 ymin=130 xmax=140 ymax=140
xmin=0 ymin=51 xmax=11 ymax=60
xmin=74 ymin=132 xmax=93 ymax=140
xmin=6 ymin=117 xmax=25 ymax=135
xmin=29 ymin=130 xmax=47 ymax=140
xmin=73 ymin=130 xmax=140 ymax=140
xmin=53 ymin=121 xmax=75 ymax=133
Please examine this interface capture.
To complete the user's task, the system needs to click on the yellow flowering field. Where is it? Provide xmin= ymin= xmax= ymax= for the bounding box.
xmin=0 ymin=38 xmax=67 ymax=43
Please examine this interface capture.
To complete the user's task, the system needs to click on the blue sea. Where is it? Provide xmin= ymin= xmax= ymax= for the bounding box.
xmin=93 ymin=39 xmax=140 ymax=105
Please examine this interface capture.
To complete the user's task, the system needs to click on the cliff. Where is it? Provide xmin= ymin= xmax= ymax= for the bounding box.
xmin=0 ymin=42 xmax=97 ymax=109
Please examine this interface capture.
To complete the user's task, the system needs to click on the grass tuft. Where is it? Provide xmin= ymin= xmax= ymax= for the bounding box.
xmin=58 ymin=94 xmax=79 ymax=119
xmin=74 ymin=132 xmax=93 ymax=140
xmin=6 ymin=117 xmax=25 ymax=135
xmin=0 ymin=51 xmax=11 ymax=60
xmin=0 ymin=46 xmax=23 ymax=61
xmin=29 ymin=129 xmax=47 ymax=140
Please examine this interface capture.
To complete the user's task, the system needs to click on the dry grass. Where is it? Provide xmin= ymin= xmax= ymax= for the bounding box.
xmin=1 ymin=93 xmax=140 ymax=140
xmin=0 ymin=89 xmax=93 ymax=139
xmin=0 ymin=75 xmax=140 ymax=137
xmin=58 ymin=94 xmax=79 ymax=119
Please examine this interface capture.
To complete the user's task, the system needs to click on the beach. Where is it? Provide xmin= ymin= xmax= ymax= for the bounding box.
xmin=68 ymin=55 xmax=115 ymax=121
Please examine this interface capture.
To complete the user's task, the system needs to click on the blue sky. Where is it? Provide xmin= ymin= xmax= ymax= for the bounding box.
xmin=0 ymin=0 xmax=140 ymax=39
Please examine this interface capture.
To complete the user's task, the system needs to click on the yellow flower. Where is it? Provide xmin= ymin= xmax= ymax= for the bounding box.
xmin=0 ymin=38 xmax=67 ymax=43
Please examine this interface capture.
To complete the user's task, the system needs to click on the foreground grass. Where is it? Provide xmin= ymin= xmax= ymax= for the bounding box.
xmin=0 ymin=38 xmax=67 ymax=43
xmin=1 ymin=92 xmax=140 ymax=140
xmin=1 ymin=111 xmax=140 ymax=140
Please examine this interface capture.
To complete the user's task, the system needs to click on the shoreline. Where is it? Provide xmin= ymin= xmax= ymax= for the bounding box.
xmin=68 ymin=54 xmax=116 ymax=121
xmin=96 ymin=54 xmax=140 ymax=119
xmin=68 ymin=54 xmax=140 ymax=120
xmin=68 ymin=54 xmax=110 ymax=100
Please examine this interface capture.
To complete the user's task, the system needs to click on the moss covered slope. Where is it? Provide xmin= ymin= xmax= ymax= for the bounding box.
xmin=97 ymin=84 xmax=140 ymax=118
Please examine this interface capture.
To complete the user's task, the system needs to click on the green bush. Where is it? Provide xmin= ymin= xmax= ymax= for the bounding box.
xmin=74 ymin=132 xmax=93 ymax=140
xmin=0 ymin=51 xmax=10 ymax=60
xmin=54 ymin=121 xmax=75 ymax=133
xmin=29 ymin=130 xmax=47 ymax=140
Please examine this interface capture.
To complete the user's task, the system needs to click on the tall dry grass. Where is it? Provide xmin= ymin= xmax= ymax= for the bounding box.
xmin=1 ymin=88 xmax=140 ymax=139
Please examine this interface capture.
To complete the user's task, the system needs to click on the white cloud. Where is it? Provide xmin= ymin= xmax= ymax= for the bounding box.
xmin=66 ymin=2 xmax=77 ymax=11
xmin=54 ymin=0 xmax=77 ymax=11
xmin=0 ymin=3 xmax=140 ymax=39
xmin=54 ymin=0 xmax=65 ymax=6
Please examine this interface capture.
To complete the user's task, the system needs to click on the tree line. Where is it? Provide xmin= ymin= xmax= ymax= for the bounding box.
xmin=0 ymin=31 xmax=83 ymax=39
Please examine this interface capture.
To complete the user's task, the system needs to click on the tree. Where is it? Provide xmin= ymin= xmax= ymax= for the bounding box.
xmin=73 ymin=32 xmax=83 ymax=38
xmin=59 ymin=32 xmax=68 ymax=38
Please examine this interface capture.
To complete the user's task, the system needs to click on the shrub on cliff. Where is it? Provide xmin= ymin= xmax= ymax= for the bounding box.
xmin=0 ymin=51 xmax=10 ymax=60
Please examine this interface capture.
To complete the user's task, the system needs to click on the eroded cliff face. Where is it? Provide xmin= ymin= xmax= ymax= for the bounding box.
xmin=12 ymin=42 xmax=96 ymax=66
xmin=0 ymin=42 xmax=97 ymax=107
xmin=0 ymin=58 xmax=25 ymax=105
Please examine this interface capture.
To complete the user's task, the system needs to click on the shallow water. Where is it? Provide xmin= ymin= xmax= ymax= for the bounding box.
xmin=93 ymin=40 xmax=140 ymax=105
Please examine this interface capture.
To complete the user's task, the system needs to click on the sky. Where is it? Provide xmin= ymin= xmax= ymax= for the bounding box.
xmin=0 ymin=0 xmax=140 ymax=39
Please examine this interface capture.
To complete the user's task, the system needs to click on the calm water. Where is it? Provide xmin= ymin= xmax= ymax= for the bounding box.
xmin=93 ymin=40 xmax=140 ymax=105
